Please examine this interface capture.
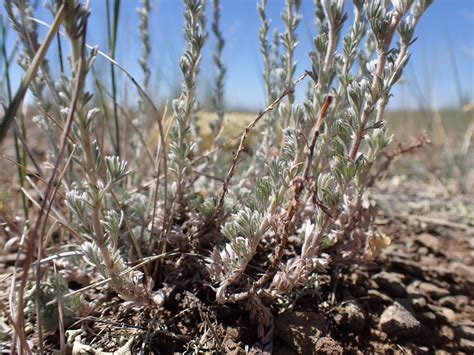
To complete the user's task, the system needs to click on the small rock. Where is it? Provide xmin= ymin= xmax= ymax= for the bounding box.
xmin=407 ymin=294 xmax=427 ymax=310
xmin=350 ymin=272 xmax=363 ymax=286
xmin=415 ymin=346 xmax=429 ymax=354
xmin=417 ymin=311 xmax=437 ymax=326
xmin=419 ymin=246 xmax=431 ymax=255
xmin=372 ymin=329 xmax=388 ymax=342
xmin=275 ymin=311 xmax=326 ymax=355
xmin=372 ymin=271 xmax=407 ymax=297
xmin=407 ymin=280 xmax=449 ymax=300
xmin=222 ymin=337 xmax=243 ymax=353
xmin=335 ymin=301 xmax=366 ymax=331
xmin=404 ymin=344 xmax=430 ymax=354
xmin=430 ymin=265 xmax=456 ymax=281
xmin=428 ymin=305 xmax=457 ymax=325
xmin=455 ymin=325 xmax=474 ymax=340
xmin=314 ymin=337 xmax=343 ymax=354
xmin=439 ymin=325 xmax=454 ymax=342
xmin=225 ymin=326 xmax=241 ymax=339
xmin=368 ymin=289 xmax=393 ymax=305
xmin=439 ymin=295 xmax=468 ymax=310
xmin=459 ymin=338 xmax=474 ymax=353
xmin=391 ymin=257 xmax=424 ymax=277
xmin=469 ymin=238 xmax=474 ymax=249
xmin=415 ymin=233 xmax=442 ymax=252
xmin=379 ymin=302 xmax=421 ymax=337
xmin=449 ymin=261 xmax=474 ymax=280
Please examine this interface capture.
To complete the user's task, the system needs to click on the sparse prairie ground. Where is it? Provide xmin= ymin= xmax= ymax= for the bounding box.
xmin=1 ymin=109 xmax=473 ymax=353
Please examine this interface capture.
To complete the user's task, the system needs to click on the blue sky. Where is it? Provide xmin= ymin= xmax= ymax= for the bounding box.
xmin=1 ymin=0 xmax=473 ymax=111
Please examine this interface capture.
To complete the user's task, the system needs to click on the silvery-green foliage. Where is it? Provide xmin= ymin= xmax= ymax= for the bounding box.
xmin=254 ymin=177 xmax=273 ymax=210
xmin=105 ymin=156 xmax=129 ymax=183
xmin=258 ymin=0 xmax=273 ymax=104
xmin=59 ymin=0 xmax=90 ymax=41
xmin=210 ymin=0 xmax=226 ymax=140
xmin=254 ymin=0 xmax=302 ymax=175
xmin=255 ymin=0 xmax=281 ymax=158
xmin=4 ymin=0 xmax=51 ymax=93
xmin=3 ymin=0 xmax=433 ymax=325
xmin=208 ymin=124 xmax=302 ymax=296
xmin=137 ymin=0 xmax=151 ymax=91
xmin=66 ymin=189 xmax=92 ymax=234
xmin=133 ymin=0 xmax=151 ymax=160
xmin=192 ymin=194 xmax=216 ymax=221
xmin=280 ymin=0 xmax=301 ymax=127
xmin=367 ymin=128 xmax=393 ymax=158
xmin=207 ymin=0 xmax=432 ymax=301
xmin=24 ymin=275 xmax=83 ymax=331
xmin=101 ymin=210 xmax=124 ymax=246
xmin=81 ymin=239 xmax=144 ymax=292
xmin=81 ymin=242 xmax=107 ymax=274
xmin=281 ymin=127 xmax=299 ymax=162
xmin=222 ymin=208 xmax=263 ymax=247
xmin=4 ymin=0 xmax=59 ymax=152
xmin=267 ymin=158 xmax=289 ymax=189
xmin=313 ymin=0 xmax=325 ymax=34
xmin=169 ymin=0 xmax=206 ymax=210
xmin=210 ymin=207 xmax=263 ymax=298
xmin=51 ymin=0 xmax=159 ymax=306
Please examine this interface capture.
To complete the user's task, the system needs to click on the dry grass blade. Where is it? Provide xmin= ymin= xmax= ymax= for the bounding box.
xmin=0 ymin=4 xmax=66 ymax=145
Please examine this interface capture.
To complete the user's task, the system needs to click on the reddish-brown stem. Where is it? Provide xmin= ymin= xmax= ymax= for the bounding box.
xmin=349 ymin=11 xmax=406 ymax=161
xmin=213 ymin=73 xmax=308 ymax=220
xmin=223 ymin=95 xmax=333 ymax=303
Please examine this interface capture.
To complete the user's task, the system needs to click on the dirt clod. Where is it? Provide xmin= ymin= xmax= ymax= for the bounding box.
xmin=379 ymin=302 xmax=421 ymax=337
xmin=314 ymin=337 xmax=343 ymax=354
xmin=274 ymin=311 xmax=326 ymax=354
xmin=372 ymin=271 xmax=407 ymax=297
xmin=335 ymin=301 xmax=366 ymax=331
xmin=407 ymin=280 xmax=450 ymax=300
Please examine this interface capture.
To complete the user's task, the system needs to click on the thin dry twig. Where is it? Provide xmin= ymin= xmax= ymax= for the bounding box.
xmin=303 ymin=95 xmax=333 ymax=180
xmin=213 ymin=72 xmax=308 ymax=219
xmin=198 ymin=305 xmax=224 ymax=353
xmin=53 ymin=263 xmax=66 ymax=355
xmin=368 ymin=133 xmax=431 ymax=186
xmin=394 ymin=214 xmax=474 ymax=235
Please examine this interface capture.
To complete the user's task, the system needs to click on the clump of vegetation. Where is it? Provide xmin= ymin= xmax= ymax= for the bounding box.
xmin=0 ymin=0 xmax=432 ymax=352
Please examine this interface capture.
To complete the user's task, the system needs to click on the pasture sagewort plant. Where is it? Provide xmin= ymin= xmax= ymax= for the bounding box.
xmin=206 ymin=0 xmax=432 ymax=303
xmin=57 ymin=0 xmax=160 ymax=307
xmin=0 ymin=0 xmax=433 ymax=350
